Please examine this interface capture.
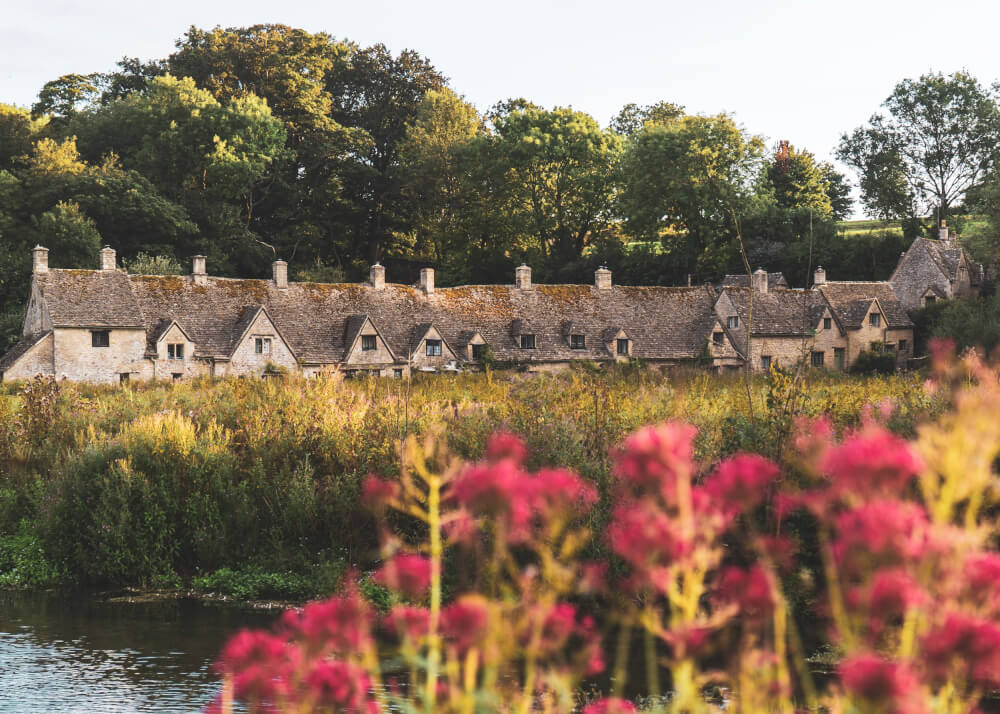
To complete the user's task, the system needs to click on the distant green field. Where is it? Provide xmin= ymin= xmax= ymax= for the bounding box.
xmin=837 ymin=215 xmax=989 ymax=240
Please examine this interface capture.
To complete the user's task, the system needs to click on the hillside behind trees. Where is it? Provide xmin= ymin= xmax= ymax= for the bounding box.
xmin=5 ymin=25 xmax=1000 ymax=353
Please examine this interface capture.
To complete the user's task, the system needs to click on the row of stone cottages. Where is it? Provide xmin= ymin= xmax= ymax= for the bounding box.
xmin=0 ymin=223 xmax=983 ymax=383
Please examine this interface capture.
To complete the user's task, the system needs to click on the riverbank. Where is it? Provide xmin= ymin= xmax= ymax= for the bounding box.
xmin=0 ymin=368 xmax=941 ymax=594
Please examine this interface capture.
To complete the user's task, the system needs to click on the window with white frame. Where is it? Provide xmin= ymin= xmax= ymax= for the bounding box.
xmin=255 ymin=337 xmax=272 ymax=354
xmin=167 ymin=343 xmax=184 ymax=360
xmin=425 ymin=339 xmax=442 ymax=356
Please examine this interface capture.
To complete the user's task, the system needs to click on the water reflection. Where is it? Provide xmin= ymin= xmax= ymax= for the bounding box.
xmin=0 ymin=591 xmax=277 ymax=713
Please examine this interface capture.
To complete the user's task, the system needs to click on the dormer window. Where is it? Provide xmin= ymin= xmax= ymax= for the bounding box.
xmin=824 ymin=317 xmax=832 ymax=330
xmin=167 ymin=343 xmax=184 ymax=360
xmin=727 ymin=316 xmax=739 ymax=329
xmin=869 ymin=313 xmax=881 ymax=327
xmin=617 ymin=338 xmax=630 ymax=356
xmin=471 ymin=344 xmax=487 ymax=360
xmin=520 ymin=334 xmax=536 ymax=350
xmin=425 ymin=339 xmax=442 ymax=356
xmin=361 ymin=335 xmax=377 ymax=351
xmin=255 ymin=337 xmax=272 ymax=354
xmin=712 ymin=331 xmax=724 ymax=346
xmin=91 ymin=330 xmax=110 ymax=348
xmin=570 ymin=334 xmax=586 ymax=350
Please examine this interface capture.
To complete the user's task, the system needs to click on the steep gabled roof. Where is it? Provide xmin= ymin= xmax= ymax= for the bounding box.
xmin=818 ymin=282 xmax=912 ymax=328
xmin=0 ymin=331 xmax=50 ymax=372
xmin=717 ymin=287 xmax=821 ymax=337
xmin=39 ymin=270 xmax=144 ymax=328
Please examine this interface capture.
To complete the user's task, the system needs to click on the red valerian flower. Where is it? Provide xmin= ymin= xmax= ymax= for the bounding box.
xmin=451 ymin=460 xmax=523 ymax=515
xmin=384 ymin=605 xmax=431 ymax=643
xmin=607 ymin=501 xmax=691 ymax=576
xmin=615 ymin=422 xmax=697 ymax=500
xmin=373 ymin=554 xmax=432 ymax=599
xmin=821 ymin=429 xmax=923 ymax=499
xmin=361 ymin=475 xmax=400 ymax=511
xmin=704 ymin=453 xmax=780 ymax=516
xmin=660 ymin=624 xmax=711 ymax=659
xmin=533 ymin=468 xmax=599 ymax=513
xmin=304 ymin=660 xmax=378 ymax=713
xmin=963 ymin=552 xmax=1000 ymax=611
xmin=717 ymin=566 xmax=774 ymax=622
xmin=484 ymin=431 xmax=527 ymax=465
xmin=440 ymin=595 xmax=490 ymax=654
xmin=839 ymin=653 xmax=926 ymax=714
xmin=921 ymin=612 xmax=1000 ymax=688
xmin=535 ymin=602 xmax=578 ymax=654
xmin=867 ymin=568 xmax=925 ymax=623
xmin=832 ymin=500 xmax=929 ymax=575
xmin=216 ymin=630 xmax=295 ymax=702
xmin=582 ymin=697 xmax=638 ymax=714
xmin=287 ymin=592 xmax=373 ymax=653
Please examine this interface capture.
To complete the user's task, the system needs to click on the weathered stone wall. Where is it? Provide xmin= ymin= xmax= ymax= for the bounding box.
xmin=153 ymin=323 xmax=206 ymax=380
xmin=810 ymin=308 xmax=848 ymax=370
xmin=22 ymin=282 xmax=49 ymax=336
xmin=228 ymin=311 xmax=297 ymax=377
xmin=52 ymin=328 xmax=148 ymax=383
xmin=410 ymin=326 xmax=459 ymax=370
xmin=891 ymin=244 xmax=951 ymax=310
xmin=749 ymin=336 xmax=813 ymax=372
xmin=3 ymin=332 xmax=54 ymax=380
xmin=344 ymin=321 xmax=395 ymax=367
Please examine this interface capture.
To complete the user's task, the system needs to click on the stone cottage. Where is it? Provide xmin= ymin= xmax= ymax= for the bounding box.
xmin=889 ymin=221 xmax=984 ymax=310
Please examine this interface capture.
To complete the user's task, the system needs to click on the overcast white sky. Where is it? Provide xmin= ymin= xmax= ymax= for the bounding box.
xmin=3 ymin=0 xmax=1000 ymax=217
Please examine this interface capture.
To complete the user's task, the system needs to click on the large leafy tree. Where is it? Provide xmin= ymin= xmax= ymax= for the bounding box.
xmin=397 ymin=88 xmax=481 ymax=279
xmin=837 ymin=71 xmax=1000 ymax=220
xmin=68 ymin=75 xmax=289 ymax=273
xmin=619 ymin=113 xmax=765 ymax=281
xmin=326 ymin=44 xmax=446 ymax=264
xmin=472 ymin=104 xmax=622 ymax=272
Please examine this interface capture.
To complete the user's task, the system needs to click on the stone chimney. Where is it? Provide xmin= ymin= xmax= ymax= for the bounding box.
xmin=752 ymin=267 xmax=768 ymax=293
xmin=100 ymin=246 xmax=117 ymax=272
xmin=192 ymin=255 xmax=207 ymax=286
xmin=370 ymin=263 xmax=385 ymax=290
xmin=420 ymin=267 xmax=435 ymax=294
xmin=32 ymin=245 xmax=49 ymax=276
xmin=515 ymin=264 xmax=532 ymax=290
xmin=595 ymin=266 xmax=612 ymax=290
xmin=814 ymin=266 xmax=826 ymax=286
xmin=272 ymin=259 xmax=288 ymax=289
xmin=938 ymin=220 xmax=948 ymax=242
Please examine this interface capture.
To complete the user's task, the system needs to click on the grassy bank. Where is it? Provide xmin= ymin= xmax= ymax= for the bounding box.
xmin=0 ymin=367 xmax=942 ymax=597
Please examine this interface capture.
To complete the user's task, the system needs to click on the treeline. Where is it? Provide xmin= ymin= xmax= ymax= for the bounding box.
xmin=5 ymin=26 xmax=1000 ymax=353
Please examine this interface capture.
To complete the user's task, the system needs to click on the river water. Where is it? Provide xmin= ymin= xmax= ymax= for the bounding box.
xmin=0 ymin=591 xmax=278 ymax=713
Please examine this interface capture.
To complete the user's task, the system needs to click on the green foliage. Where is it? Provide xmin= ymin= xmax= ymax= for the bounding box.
xmin=0 ymin=532 xmax=63 ymax=587
xmin=851 ymin=349 xmax=897 ymax=374
xmin=912 ymin=294 xmax=1000 ymax=357
xmin=191 ymin=561 xmax=345 ymax=601
xmin=122 ymin=252 xmax=183 ymax=275
xmin=838 ymin=71 xmax=1000 ymax=219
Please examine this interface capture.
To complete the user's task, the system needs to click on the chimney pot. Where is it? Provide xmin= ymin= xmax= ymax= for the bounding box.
xmin=420 ymin=267 xmax=435 ymax=294
xmin=32 ymin=245 xmax=49 ymax=275
xmin=595 ymin=266 xmax=612 ymax=290
xmin=272 ymin=259 xmax=288 ymax=289
xmin=752 ymin=267 xmax=768 ymax=293
xmin=192 ymin=255 xmax=207 ymax=285
xmin=939 ymin=220 xmax=949 ymax=242
xmin=814 ymin=266 xmax=826 ymax=286
xmin=515 ymin=264 xmax=532 ymax=290
xmin=370 ymin=262 xmax=385 ymax=290
xmin=100 ymin=246 xmax=116 ymax=272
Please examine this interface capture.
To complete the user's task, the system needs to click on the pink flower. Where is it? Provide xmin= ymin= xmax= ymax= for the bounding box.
xmin=615 ymin=422 xmax=697 ymax=500
xmin=384 ymin=605 xmax=430 ymax=643
xmin=441 ymin=595 xmax=490 ymax=654
xmin=362 ymin=475 xmax=399 ymax=511
xmin=289 ymin=592 xmax=373 ymax=653
xmin=963 ymin=552 xmax=1000 ymax=609
xmin=821 ymin=429 xmax=923 ymax=499
xmin=582 ymin=698 xmax=637 ymax=714
xmin=451 ymin=460 xmax=523 ymax=515
xmin=536 ymin=602 xmax=577 ymax=654
xmin=867 ymin=569 xmax=925 ymax=622
xmin=921 ymin=612 xmax=1000 ymax=688
xmin=832 ymin=501 xmax=929 ymax=575
xmin=484 ymin=431 xmax=527 ymax=464
xmin=839 ymin=654 xmax=925 ymax=714
xmin=704 ymin=453 xmax=780 ymax=516
xmin=373 ymin=555 xmax=433 ymax=599
xmin=717 ymin=566 xmax=774 ymax=621
xmin=216 ymin=631 xmax=297 ymax=703
xmin=608 ymin=502 xmax=691 ymax=578
xmin=305 ymin=660 xmax=378 ymax=713
xmin=533 ymin=468 xmax=599 ymax=512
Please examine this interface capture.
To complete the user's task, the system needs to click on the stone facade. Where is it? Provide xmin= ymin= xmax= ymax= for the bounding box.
xmin=0 ymin=247 xmax=922 ymax=383
xmin=889 ymin=229 xmax=984 ymax=310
